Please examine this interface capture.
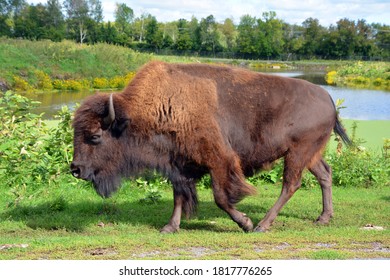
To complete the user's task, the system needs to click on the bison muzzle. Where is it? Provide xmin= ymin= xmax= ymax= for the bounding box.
xmin=71 ymin=61 xmax=351 ymax=233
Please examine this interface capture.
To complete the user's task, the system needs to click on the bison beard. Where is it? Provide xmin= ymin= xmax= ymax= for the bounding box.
xmin=71 ymin=61 xmax=351 ymax=233
xmin=92 ymin=173 xmax=122 ymax=198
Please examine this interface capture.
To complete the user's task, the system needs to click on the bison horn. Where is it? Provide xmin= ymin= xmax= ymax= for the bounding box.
xmin=104 ymin=93 xmax=115 ymax=126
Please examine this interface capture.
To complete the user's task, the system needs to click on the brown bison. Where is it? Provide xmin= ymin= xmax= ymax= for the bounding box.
xmin=71 ymin=61 xmax=350 ymax=233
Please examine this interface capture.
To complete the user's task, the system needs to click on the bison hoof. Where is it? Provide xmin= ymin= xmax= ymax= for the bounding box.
xmin=160 ymin=224 xmax=179 ymax=234
xmin=315 ymin=213 xmax=333 ymax=225
xmin=253 ymin=226 xmax=268 ymax=233
xmin=315 ymin=217 xmax=330 ymax=225
xmin=240 ymin=217 xmax=254 ymax=232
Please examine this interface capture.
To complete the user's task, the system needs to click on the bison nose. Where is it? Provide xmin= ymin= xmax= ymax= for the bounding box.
xmin=70 ymin=162 xmax=81 ymax=178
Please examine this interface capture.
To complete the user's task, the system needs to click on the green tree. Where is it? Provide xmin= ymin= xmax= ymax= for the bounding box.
xmin=162 ymin=21 xmax=177 ymax=48
xmin=220 ymin=18 xmax=236 ymax=51
xmin=13 ymin=3 xmax=47 ymax=39
xmin=256 ymin=11 xmax=285 ymax=58
xmin=355 ymin=19 xmax=377 ymax=58
xmin=302 ymin=17 xmax=325 ymax=57
xmin=236 ymin=14 xmax=257 ymax=58
xmin=336 ymin=18 xmax=357 ymax=58
xmin=145 ymin=16 xmax=163 ymax=50
xmin=175 ymin=19 xmax=192 ymax=51
xmin=199 ymin=15 xmax=221 ymax=54
xmin=283 ymin=23 xmax=305 ymax=58
xmin=63 ymin=0 xmax=103 ymax=44
xmin=320 ymin=25 xmax=343 ymax=59
xmin=188 ymin=16 xmax=200 ymax=51
xmin=115 ymin=2 xmax=133 ymax=35
xmin=374 ymin=24 xmax=390 ymax=59
xmin=45 ymin=0 xmax=65 ymax=41
xmin=0 ymin=0 xmax=12 ymax=36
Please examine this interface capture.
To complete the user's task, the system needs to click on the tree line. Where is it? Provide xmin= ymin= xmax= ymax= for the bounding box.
xmin=1 ymin=0 xmax=390 ymax=60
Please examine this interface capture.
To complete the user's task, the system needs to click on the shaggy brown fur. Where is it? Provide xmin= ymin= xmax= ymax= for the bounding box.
xmin=71 ymin=61 xmax=350 ymax=233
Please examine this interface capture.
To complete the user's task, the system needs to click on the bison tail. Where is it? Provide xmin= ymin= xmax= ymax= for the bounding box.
xmin=334 ymin=117 xmax=352 ymax=146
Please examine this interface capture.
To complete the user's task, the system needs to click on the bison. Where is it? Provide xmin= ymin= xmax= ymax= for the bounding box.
xmin=71 ymin=61 xmax=350 ymax=233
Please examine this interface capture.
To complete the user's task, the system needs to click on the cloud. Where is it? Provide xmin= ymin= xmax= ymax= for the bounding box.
xmin=26 ymin=0 xmax=390 ymax=26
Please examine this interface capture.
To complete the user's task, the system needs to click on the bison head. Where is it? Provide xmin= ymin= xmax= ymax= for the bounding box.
xmin=70 ymin=93 xmax=130 ymax=198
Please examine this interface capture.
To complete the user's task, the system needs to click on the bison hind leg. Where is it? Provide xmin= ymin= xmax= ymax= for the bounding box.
xmin=309 ymin=158 xmax=333 ymax=224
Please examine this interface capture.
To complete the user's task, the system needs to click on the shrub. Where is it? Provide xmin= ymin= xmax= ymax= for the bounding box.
xmin=109 ymin=76 xmax=126 ymax=89
xmin=52 ymin=79 xmax=67 ymax=90
xmin=0 ymin=92 xmax=76 ymax=205
xmin=0 ymin=91 xmax=48 ymax=192
xmin=64 ymin=80 xmax=83 ymax=91
xmin=13 ymin=76 xmax=32 ymax=92
xmin=92 ymin=77 xmax=109 ymax=89
xmin=34 ymin=70 xmax=53 ymax=90
xmin=325 ymin=71 xmax=338 ymax=85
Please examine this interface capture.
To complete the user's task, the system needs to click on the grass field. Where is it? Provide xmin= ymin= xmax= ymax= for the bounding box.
xmin=0 ymin=179 xmax=389 ymax=260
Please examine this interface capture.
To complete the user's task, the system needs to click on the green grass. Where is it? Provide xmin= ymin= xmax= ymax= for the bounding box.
xmin=0 ymin=178 xmax=389 ymax=260
xmin=0 ymin=38 xmax=153 ymax=91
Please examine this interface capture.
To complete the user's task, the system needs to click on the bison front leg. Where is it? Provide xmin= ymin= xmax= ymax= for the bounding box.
xmin=210 ymin=157 xmax=256 ymax=232
xmin=160 ymin=192 xmax=183 ymax=233
xmin=160 ymin=178 xmax=198 ymax=234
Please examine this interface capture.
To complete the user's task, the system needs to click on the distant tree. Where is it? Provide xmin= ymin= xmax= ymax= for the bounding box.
xmin=175 ymin=19 xmax=192 ymax=51
xmin=46 ymin=0 xmax=65 ymax=41
xmin=301 ymin=17 xmax=325 ymax=57
xmin=355 ymin=19 xmax=377 ymax=57
xmin=133 ymin=13 xmax=152 ymax=43
xmin=236 ymin=14 xmax=257 ymax=57
xmin=199 ymin=15 xmax=221 ymax=54
xmin=13 ymin=3 xmax=47 ymax=39
xmin=336 ymin=18 xmax=358 ymax=58
xmin=373 ymin=23 xmax=390 ymax=59
xmin=63 ymin=0 xmax=103 ymax=44
xmin=114 ymin=2 xmax=133 ymax=35
xmin=0 ymin=0 xmax=13 ymax=36
xmin=256 ymin=11 xmax=285 ymax=58
xmin=283 ymin=23 xmax=305 ymax=58
xmin=220 ymin=18 xmax=236 ymax=51
xmin=188 ymin=16 xmax=200 ymax=51
xmin=145 ymin=16 xmax=163 ymax=50
xmin=162 ymin=21 xmax=177 ymax=48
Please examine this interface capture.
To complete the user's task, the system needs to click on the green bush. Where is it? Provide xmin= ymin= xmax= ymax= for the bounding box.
xmin=326 ymin=61 xmax=390 ymax=90
xmin=0 ymin=91 xmax=76 ymax=205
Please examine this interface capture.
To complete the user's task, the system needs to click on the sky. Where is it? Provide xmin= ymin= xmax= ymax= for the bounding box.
xmin=29 ymin=0 xmax=390 ymax=26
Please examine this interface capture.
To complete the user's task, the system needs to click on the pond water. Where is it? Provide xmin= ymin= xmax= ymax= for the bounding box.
xmin=266 ymin=70 xmax=390 ymax=120
xmin=29 ymin=70 xmax=390 ymax=120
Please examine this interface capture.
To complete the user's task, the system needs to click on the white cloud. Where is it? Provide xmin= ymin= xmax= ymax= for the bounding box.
xmin=26 ymin=0 xmax=390 ymax=26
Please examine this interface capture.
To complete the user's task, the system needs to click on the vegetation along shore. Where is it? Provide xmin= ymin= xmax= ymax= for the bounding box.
xmin=1 ymin=39 xmax=390 ymax=93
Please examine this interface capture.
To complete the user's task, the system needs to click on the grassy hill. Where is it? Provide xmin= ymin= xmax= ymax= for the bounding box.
xmin=0 ymin=38 xmax=153 ymax=92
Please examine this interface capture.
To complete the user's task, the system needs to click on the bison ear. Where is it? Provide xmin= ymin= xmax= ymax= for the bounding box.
xmin=111 ymin=118 xmax=129 ymax=138
xmin=102 ymin=94 xmax=129 ymax=137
